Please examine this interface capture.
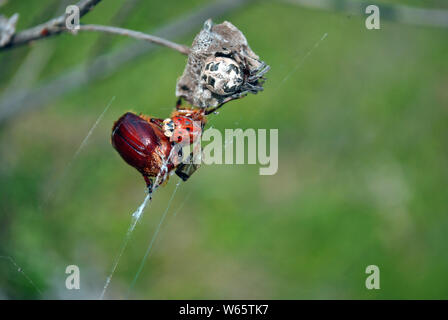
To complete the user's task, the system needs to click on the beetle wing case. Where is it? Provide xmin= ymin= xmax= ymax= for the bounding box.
xmin=111 ymin=112 xmax=172 ymax=178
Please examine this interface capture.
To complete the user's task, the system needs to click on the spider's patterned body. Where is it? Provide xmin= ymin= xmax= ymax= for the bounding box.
xmin=201 ymin=56 xmax=244 ymax=96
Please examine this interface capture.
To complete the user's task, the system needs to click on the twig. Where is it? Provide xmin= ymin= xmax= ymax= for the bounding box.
xmin=1 ymin=0 xmax=70 ymax=93
xmin=77 ymin=24 xmax=190 ymax=55
xmin=1 ymin=0 xmax=190 ymax=55
xmin=1 ymin=0 xmax=103 ymax=50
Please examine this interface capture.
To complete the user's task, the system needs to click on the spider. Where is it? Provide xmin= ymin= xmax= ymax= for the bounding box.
xmin=111 ymin=100 xmax=222 ymax=192
xmin=200 ymin=49 xmax=270 ymax=106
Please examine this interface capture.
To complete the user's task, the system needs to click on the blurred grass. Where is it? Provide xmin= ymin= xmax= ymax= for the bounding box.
xmin=0 ymin=0 xmax=447 ymax=299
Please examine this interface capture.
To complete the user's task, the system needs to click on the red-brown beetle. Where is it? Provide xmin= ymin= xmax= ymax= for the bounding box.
xmin=111 ymin=105 xmax=207 ymax=192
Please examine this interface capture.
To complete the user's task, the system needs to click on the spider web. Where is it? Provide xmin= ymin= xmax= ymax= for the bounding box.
xmin=99 ymin=146 xmax=182 ymax=299
xmin=40 ymin=96 xmax=116 ymax=210
xmin=126 ymin=180 xmax=182 ymax=297
xmin=113 ymin=33 xmax=331 ymax=298
xmin=2 ymin=31 xmax=329 ymax=299
xmin=0 ymin=96 xmax=115 ymax=299
xmin=123 ymin=184 xmax=193 ymax=298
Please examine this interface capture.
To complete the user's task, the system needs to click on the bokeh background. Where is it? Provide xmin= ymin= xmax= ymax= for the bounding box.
xmin=0 ymin=0 xmax=447 ymax=299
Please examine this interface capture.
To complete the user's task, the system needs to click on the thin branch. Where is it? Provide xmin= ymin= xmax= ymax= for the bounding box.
xmin=1 ymin=0 xmax=103 ymax=50
xmin=1 ymin=0 xmax=71 ymax=94
xmin=77 ymin=24 xmax=190 ymax=55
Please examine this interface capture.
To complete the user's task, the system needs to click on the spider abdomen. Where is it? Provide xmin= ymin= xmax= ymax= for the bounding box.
xmin=201 ymin=56 xmax=243 ymax=96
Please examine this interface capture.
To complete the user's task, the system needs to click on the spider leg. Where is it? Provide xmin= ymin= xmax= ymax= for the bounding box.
xmin=205 ymin=89 xmax=253 ymax=115
xmin=204 ymin=103 xmax=225 ymax=115
xmin=248 ymin=64 xmax=270 ymax=82
xmin=244 ymin=82 xmax=264 ymax=93
xmin=176 ymin=98 xmax=183 ymax=110
xmin=227 ymin=91 xmax=249 ymax=101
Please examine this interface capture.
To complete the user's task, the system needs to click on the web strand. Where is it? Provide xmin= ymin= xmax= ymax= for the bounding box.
xmin=126 ymin=181 xmax=182 ymax=297
xmin=0 ymin=255 xmax=42 ymax=295
xmin=99 ymin=191 xmax=152 ymax=300
xmin=100 ymin=146 xmax=177 ymax=299
xmin=41 ymin=96 xmax=115 ymax=209
xmin=277 ymin=32 xmax=328 ymax=88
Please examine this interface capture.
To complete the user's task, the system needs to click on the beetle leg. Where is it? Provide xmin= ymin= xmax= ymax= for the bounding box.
xmin=138 ymin=114 xmax=165 ymax=130
xmin=143 ymin=175 xmax=153 ymax=193
xmin=149 ymin=118 xmax=165 ymax=130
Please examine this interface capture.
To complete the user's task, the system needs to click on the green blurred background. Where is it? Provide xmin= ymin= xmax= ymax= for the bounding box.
xmin=0 ymin=0 xmax=447 ymax=299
